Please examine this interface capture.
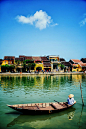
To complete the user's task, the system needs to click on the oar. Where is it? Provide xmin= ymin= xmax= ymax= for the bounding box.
xmin=80 ymin=81 xmax=84 ymax=106
xmin=54 ymin=100 xmax=60 ymax=103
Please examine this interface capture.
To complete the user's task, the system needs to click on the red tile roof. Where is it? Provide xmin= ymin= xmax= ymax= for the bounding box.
xmin=71 ymin=59 xmax=82 ymax=63
xmin=41 ymin=57 xmax=49 ymax=61
xmin=32 ymin=57 xmax=41 ymax=61
xmin=15 ymin=57 xmax=24 ymax=61
xmin=79 ymin=62 xmax=86 ymax=67
xmin=4 ymin=56 xmax=15 ymax=60
xmin=19 ymin=55 xmax=25 ymax=58
xmin=25 ymin=56 xmax=33 ymax=60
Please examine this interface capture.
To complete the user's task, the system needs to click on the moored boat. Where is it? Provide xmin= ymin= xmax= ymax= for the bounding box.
xmin=7 ymin=100 xmax=76 ymax=114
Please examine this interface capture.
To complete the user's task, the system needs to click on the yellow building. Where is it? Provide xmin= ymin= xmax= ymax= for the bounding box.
xmin=69 ymin=59 xmax=83 ymax=72
xmin=41 ymin=57 xmax=51 ymax=72
xmin=1 ymin=56 xmax=15 ymax=66
xmin=47 ymin=55 xmax=60 ymax=72
xmin=0 ymin=59 xmax=2 ymax=72
xmin=32 ymin=57 xmax=44 ymax=72
xmin=1 ymin=60 xmax=9 ymax=72
xmin=71 ymin=63 xmax=86 ymax=72
xmin=0 ymin=66 xmax=1 ymax=72
xmin=72 ymin=64 xmax=79 ymax=72
xmin=34 ymin=63 xmax=44 ymax=71
xmin=1 ymin=56 xmax=15 ymax=72
xmin=78 ymin=62 xmax=86 ymax=72
xmin=47 ymin=55 xmax=59 ymax=62
xmin=1 ymin=60 xmax=8 ymax=65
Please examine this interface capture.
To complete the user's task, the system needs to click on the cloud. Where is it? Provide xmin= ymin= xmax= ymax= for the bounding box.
xmin=16 ymin=10 xmax=58 ymax=30
xmin=51 ymin=23 xmax=59 ymax=26
xmin=79 ymin=13 xmax=86 ymax=26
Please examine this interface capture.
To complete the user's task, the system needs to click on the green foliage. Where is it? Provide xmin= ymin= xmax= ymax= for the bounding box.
xmin=61 ymin=64 xmax=65 ymax=68
xmin=15 ymin=60 xmax=20 ymax=65
xmin=23 ymin=59 xmax=35 ymax=70
xmin=58 ymin=64 xmax=65 ymax=69
xmin=24 ymin=59 xmax=31 ymax=64
xmin=2 ymin=64 xmax=14 ymax=68
xmin=1 ymin=64 xmax=15 ymax=70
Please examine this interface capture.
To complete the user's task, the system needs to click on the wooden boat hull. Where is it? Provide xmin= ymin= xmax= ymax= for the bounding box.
xmin=7 ymin=101 xmax=75 ymax=114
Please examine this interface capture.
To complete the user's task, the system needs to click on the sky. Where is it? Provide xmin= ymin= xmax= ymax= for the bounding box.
xmin=0 ymin=0 xmax=86 ymax=61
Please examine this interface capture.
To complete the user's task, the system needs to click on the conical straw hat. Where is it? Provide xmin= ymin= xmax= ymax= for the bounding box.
xmin=68 ymin=94 xmax=74 ymax=98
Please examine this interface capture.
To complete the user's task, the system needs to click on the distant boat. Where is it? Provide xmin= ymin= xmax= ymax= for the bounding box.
xmin=7 ymin=100 xmax=76 ymax=114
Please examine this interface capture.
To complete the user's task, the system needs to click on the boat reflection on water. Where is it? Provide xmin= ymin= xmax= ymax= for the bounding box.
xmin=67 ymin=111 xmax=75 ymax=120
xmin=7 ymin=107 xmax=76 ymax=127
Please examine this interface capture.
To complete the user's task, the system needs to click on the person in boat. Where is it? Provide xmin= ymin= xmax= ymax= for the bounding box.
xmin=67 ymin=94 xmax=76 ymax=105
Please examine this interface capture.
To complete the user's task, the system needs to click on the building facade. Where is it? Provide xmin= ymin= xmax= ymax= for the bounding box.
xmin=69 ymin=59 xmax=86 ymax=72
xmin=1 ymin=55 xmax=86 ymax=73
xmin=47 ymin=55 xmax=60 ymax=72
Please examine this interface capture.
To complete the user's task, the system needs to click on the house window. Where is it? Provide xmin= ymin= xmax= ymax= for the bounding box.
xmin=51 ymin=59 xmax=53 ymax=61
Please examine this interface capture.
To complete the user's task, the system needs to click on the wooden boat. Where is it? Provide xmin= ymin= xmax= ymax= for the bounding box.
xmin=7 ymin=100 xmax=76 ymax=114
xmin=7 ymin=107 xmax=76 ymax=127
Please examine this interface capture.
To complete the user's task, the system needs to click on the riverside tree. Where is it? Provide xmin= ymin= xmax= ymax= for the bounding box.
xmin=23 ymin=59 xmax=36 ymax=72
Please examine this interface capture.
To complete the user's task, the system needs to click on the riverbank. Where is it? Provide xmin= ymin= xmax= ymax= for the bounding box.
xmin=0 ymin=72 xmax=86 ymax=76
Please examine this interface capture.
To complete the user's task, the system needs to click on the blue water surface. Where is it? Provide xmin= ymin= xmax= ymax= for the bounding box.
xmin=0 ymin=74 xmax=86 ymax=129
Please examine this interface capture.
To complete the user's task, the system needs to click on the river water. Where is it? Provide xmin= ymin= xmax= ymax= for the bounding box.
xmin=0 ymin=74 xmax=86 ymax=129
